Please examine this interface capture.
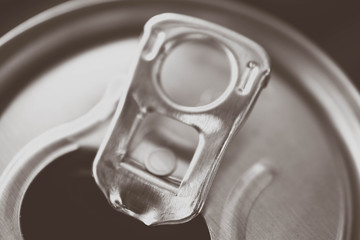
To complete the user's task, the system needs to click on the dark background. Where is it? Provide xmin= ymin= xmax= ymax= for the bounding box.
xmin=0 ymin=0 xmax=359 ymax=89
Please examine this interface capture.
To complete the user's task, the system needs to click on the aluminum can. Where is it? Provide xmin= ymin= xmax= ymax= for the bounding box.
xmin=0 ymin=1 xmax=359 ymax=239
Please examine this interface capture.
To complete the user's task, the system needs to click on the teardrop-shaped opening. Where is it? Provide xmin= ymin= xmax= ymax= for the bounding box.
xmin=20 ymin=148 xmax=211 ymax=240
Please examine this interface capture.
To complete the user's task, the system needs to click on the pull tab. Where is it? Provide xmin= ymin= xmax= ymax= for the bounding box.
xmin=93 ymin=13 xmax=270 ymax=226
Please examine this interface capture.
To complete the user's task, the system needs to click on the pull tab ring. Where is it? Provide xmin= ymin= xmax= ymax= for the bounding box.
xmin=93 ymin=13 xmax=271 ymax=226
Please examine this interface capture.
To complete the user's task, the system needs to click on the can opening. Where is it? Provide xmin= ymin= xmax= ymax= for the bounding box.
xmin=159 ymin=39 xmax=231 ymax=107
xmin=20 ymin=148 xmax=211 ymax=240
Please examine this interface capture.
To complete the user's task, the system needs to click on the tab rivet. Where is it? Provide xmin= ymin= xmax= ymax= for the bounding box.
xmin=145 ymin=148 xmax=177 ymax=176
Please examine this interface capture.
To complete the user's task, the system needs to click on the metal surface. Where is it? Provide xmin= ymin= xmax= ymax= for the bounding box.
xmin=0 ymin=0 xmax=359 ymax=239
xmin=93 ymin=13 xmax=270 ymax=226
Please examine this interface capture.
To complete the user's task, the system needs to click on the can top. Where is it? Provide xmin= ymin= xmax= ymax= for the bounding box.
xmin=0 ymin=1 xmax=359 ymax=239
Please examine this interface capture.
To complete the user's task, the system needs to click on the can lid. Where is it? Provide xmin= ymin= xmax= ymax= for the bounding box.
xmin=0 ymin=1 xmax=358 ymax=239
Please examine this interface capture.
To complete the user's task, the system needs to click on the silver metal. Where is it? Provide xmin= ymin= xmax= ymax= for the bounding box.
xmin=0 ymin=1 xmax=359 ymax=239
xmin=93 ymin=13 xmax=270 ymax=226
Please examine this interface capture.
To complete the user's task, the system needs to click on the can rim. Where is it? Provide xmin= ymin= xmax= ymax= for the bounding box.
xmin=0 ymin=0 xmax=358 ymax=105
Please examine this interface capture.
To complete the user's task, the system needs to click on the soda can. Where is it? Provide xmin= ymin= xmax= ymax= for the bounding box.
xmin=0 ymin=1 xmax=359 ymax=239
